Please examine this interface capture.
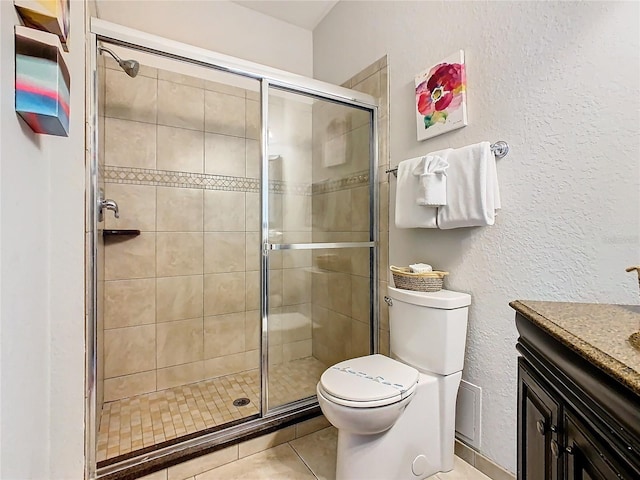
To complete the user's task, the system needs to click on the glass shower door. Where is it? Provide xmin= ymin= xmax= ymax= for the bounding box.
xmin=264 ymin=86 xmax=376 ymax=411
xmin=89 ymin=18 xmax=380 ymax=478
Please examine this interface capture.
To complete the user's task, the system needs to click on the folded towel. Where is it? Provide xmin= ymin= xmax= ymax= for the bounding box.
xmin=410 ymin=263 xmax=432 ymax=273
xmin=413 ymin=155 xmax=450 ymax=206
xmin=394 ymin=156 xmax=438 ymax=228
xmin=411 ymin=154 xmax=449 ymax=176
xmin=437 ymin=141 xmax=501 ymax=229
xmin=417 ymin=174 xmax=446 ymax=206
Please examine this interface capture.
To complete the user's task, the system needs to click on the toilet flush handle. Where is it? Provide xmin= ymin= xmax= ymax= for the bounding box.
xmin=384 ymin=296 xmax=393 ymax=307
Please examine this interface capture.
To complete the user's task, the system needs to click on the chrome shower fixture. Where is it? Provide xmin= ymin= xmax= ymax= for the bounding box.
xmin=98 ymin=46 xmax=140 ymax=78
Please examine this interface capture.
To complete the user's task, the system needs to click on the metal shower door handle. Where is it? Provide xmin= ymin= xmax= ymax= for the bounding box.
xmin=98 ymin=188 xmax=119 ymax=221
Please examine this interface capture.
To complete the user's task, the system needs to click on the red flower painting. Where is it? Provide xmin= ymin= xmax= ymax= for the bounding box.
xmin=415 ymin=52 xmax=467 ymax=139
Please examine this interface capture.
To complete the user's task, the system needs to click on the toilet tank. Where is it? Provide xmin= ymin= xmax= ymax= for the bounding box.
xmin=387 ymin=286 xmax=471 ymax=376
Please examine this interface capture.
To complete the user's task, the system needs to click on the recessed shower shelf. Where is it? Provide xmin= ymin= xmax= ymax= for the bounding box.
xmin=102 ymin=229 xmax=141 ymax=238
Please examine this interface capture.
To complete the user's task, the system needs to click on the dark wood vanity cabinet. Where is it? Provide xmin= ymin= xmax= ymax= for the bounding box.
xmin=516 ymin=313 xmax=640 ymax=480
xmin=518 ymin=360 xmax=560 ymax=480
xmin=563 ymin=409 xmax=629 ymax=480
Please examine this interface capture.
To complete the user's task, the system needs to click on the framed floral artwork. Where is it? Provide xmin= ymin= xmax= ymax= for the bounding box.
xmin=415 ymin=50 xmax=467 ymax=141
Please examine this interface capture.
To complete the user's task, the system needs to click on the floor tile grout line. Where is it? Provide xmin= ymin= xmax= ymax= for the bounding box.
xmin=287 ymin=441 xmax=319 ymax=480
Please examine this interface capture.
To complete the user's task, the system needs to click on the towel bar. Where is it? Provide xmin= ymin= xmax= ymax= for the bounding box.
xmin=385 ymin=140 xmax=509 ymax=177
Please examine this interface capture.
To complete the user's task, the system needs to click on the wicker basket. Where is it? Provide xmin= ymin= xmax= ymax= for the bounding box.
xmin=390 ymin=266 xmax=449 ymax=292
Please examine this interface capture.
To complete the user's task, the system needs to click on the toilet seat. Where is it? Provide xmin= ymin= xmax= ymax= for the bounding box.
xmin=317 ymin=384 xmax=416 ymax=408
xmin=319 ymin=354 xmax=419 ymax=408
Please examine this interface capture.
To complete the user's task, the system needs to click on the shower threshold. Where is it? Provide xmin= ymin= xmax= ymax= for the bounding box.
xmin=97 ymin=356 xmax=327 ymax=464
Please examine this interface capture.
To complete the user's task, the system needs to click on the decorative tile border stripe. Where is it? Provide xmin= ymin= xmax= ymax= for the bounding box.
xmin=101 ymin=166 xmax=369 ymax=195
xmin=274 ymin=180 xmax=311 ymax=196
xmin=102 ymin=166 xmax=312 ymax=195
xmin=312 ymin=170 xmax=369 ymax=194
xmin=103 ymin=166 xmax=259 ymax=192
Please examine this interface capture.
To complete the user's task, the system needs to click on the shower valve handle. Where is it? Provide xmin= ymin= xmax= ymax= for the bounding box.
xmin=97 ymin=188 xmax=120 ymax=221
xmin=101 ymin=199 xmax=120 ymax=219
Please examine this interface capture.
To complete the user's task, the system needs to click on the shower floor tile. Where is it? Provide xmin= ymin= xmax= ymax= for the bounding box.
xmin=97 ymin=356 xmax=327 ymax=462
xmin=268 ymin=356 xmax=328 ymax=408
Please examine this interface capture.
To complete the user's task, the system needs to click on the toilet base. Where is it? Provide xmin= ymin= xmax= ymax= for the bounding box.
xmin=335 ymin=371 xmax=462 ymax=480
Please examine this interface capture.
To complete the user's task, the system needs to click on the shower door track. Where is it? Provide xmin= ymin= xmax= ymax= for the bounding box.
xmin=90 ymin=19 xmax=377 ymax=108
xmin=87 ymin=18 xmax=379 ymax=480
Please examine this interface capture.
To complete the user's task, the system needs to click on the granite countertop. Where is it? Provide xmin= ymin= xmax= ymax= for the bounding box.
xmin=510 ymin=300 xmax=640 ymax=396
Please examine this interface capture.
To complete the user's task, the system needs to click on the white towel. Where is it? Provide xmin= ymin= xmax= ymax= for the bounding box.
xmin=412 ymin=154 xmax=450 ymax=206
xmin=394 ymin=156 xmax=438 ymax=228
xmin=437 ymin=142 xmax=501 ymax=229
xmin=410 ymin=263 xmax=432 ymax=273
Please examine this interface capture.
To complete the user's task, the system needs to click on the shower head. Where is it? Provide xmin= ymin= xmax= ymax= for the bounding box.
xmin=118 ymin=58 xmax=140 ymax=78
xmin=98 ymin=46 xmax=140 ymax=78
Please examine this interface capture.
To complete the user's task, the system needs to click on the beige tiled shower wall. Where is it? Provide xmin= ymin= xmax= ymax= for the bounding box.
xmin=349 ymin=58 xmax=391 ymax=356
xmin=310 ymin=57 xmax=390 ymax=365
xmin=100 ymin=60 xmax=311 ymax=402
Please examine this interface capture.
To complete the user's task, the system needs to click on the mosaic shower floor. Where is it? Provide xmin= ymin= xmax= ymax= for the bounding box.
xmin=97 ymin=356 xmax=327 ymax=462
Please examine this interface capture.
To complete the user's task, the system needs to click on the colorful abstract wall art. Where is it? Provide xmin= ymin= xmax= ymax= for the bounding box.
xmin=415 ymin=50 xmax=467 ymax=141
xmin=14 ymin=0 xmax=70 ymax=51
xmin=15 ymin=26 xmax=70 ymax=136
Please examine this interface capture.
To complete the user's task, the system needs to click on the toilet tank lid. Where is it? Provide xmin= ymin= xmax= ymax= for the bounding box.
xmin=387 ymin=286 xmax=471 ymax=309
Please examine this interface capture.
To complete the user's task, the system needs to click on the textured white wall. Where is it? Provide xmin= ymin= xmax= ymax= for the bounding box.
xmin=0 ymin=1 xmax=86 ymax=478
xmin=96 ymin=0 xmax=313 ymax=76
xmin=314 ymin=1 xmax=640 ymax=472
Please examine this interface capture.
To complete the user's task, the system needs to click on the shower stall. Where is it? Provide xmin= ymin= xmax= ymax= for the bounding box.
xmin=87 ymin=19 xmax=379 ymax=479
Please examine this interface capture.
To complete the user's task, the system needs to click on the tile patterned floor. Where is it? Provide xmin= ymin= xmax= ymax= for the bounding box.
xmin=142 ymin=427 xmax=495 ymax=480
xmin=97 ymin=356 xmax=327 ymax=462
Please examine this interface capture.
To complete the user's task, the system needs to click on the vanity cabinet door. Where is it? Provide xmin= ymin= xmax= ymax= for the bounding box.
xmin=564 ymin=410 xmax=636 ymax=480
xmin=518 ymin=358 xmax=561 ymax=480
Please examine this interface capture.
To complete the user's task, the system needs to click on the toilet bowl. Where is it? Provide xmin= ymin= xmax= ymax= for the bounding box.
xmin=317 ymin=287 xmax=471 ymax=480
xmin=316 ymin=386 xmax=414 ymax=435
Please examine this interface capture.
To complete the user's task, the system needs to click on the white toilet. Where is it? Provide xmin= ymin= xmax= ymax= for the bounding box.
xmin=317 ymin=286 xmax=471 ymax=480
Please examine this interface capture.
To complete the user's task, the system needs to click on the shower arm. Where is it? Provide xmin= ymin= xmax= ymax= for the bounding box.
xmin=98 ymin=46 xmax=123 ymax=64
xmin=97 ymin=46 xmax=139 ymax=78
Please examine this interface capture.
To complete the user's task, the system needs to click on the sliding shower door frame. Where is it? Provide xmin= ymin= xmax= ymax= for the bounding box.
xmin=87 ymin=18 xmax=379 ymax=480
xmin=86 ymin=30 xmax=99 ymax=480
xmin=262 ymin=82 xmax=379 ymax=416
